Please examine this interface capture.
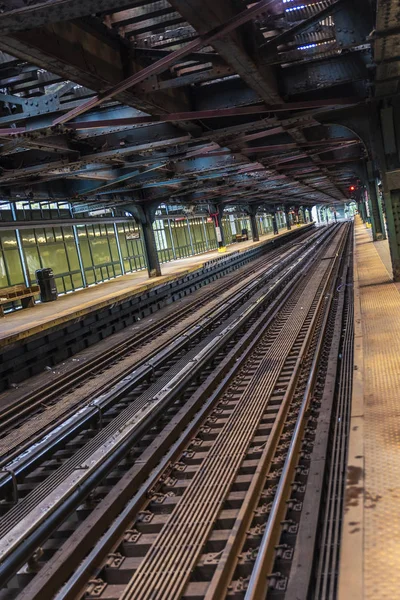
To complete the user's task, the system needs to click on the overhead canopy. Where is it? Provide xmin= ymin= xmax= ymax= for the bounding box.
xmin=0 ymin=0 xmax=379 ymax=212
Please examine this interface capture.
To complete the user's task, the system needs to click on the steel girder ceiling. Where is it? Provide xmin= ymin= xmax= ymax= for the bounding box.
xmin=0 ymin=0 xmax=378 ymax=212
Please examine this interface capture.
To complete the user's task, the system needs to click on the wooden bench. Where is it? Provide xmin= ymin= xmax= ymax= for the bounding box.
xmin=232 ymin=233 xmax=248 ymax=243
xmin=0 ymin=284 xmax=40 ymax=317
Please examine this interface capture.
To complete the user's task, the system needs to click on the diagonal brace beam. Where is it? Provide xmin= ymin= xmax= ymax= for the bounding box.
xmin=52 ymin=0 xmax=278 ymax=125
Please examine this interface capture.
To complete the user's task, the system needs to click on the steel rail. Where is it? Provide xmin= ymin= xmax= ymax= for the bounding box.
xmin=284 ymin=234 xmax=351 ymax=600
xmin=0 ymin=226 xmax=313 ymax=437
xmin=0 ymin=229 xmax=321 ymax=496
xmin=35 ymin=226 xmax=343 ymax=600
xmin=120 ymin=226 xmax=348 ymax=600
xmin=313 ymin=257 xmax=354 ymax=599
xmin=244 ymin=223 xmax=350 ymax=600
xmin=0 ymin=227 xmax=336 ymax=587
xmin=202 ymin=228 xmax=347 ymax=599
xmin=19 ymin=236 xmax=317 ymax=600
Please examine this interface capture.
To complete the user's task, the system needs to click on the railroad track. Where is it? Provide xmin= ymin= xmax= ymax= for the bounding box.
xmin=0 ymin=223 xmax=351 ymax=600
xmin=0 ymin=227 xmax=322 ymax=491
xmin=0 ymin=227 xmax=313 ymax=440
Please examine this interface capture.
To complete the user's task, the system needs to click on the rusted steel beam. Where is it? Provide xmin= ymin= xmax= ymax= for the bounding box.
xmin=0 ymin=0 xmax=159 ymax=35
xmin=0 ymin=20 xmax=191 ymax=117
xmin=169 ymin=0 xmax=280 ymax=105
xmin=58 ymin=98 xmax=359 ymax=129
xmin=242 ymin=139 xmax=360 ymax=153
xmin=52 ymin=0 xmax=278 ymax=125
xmin=0 ymin=98 xmax=360 ymax=136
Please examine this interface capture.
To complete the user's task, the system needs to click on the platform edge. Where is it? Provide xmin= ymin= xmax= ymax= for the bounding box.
xmin=337 ymin=221 xmax=364 ymax=600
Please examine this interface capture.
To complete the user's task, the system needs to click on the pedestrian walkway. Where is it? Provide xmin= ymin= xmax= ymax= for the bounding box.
xmin=339 ymin=217 xmax=400 ymax=600
xmin=0 ymin=226 xmax=305 ymax=347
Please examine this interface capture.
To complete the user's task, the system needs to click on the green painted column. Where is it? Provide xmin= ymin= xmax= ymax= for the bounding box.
xmin=361 ymin=202 xmax=367 ymax=223
xmin=365 ymin=161 xmax=386 ymax=241
xmin=381 ymin=187 xmax=400 ymax=280
xmin=366 ymin=181 xmax=384 ymax=240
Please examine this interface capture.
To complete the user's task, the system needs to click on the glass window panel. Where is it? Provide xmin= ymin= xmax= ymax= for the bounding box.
xmin=72 ymin=272 xmax=84 ymax=290
xmin=90 ymin=237 xmax=112 ymax=265
xmin=5 ymin=249 xmax=24 ymax=285
xmin=24 ymin=246 xmax=41 ymax=279
xmin=39 ymin=243 xmax=69 ymax=274
xmin=53 ymin=227 xmax=63 ymax=242
xmin=106 ymin=225 xmax=120 ymax=262
xmin=65 ymin=240 xmax=80 ymax=271
xmin=1 ymin=231 xmax=18 ymax=249
xmin=0 ymin=254 xmax=8 ymax=288
xmin=20 ymin=229 xmax=37 ymax=246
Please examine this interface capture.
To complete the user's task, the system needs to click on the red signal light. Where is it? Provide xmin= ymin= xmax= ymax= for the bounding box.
xmin=349 ymin=185 xmax=356 ymax=192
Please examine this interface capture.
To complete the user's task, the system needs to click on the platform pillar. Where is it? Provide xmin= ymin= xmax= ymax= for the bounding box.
xmin=215 ymin=204 xmax=225 ymax=249
xmin=125 ymin=203 xmax=161 ymax=278
xmin=358 ymin=200 xmax=366 ymax=222
xmin=141 ymin=217 xmax=161 ymax=278
xmin=247 ymin=206 xmax=260 ymax=242
xmin=366 ymin=178 xmax=386 ymax=241
xmin=272 ymin=212 xmax=279 ymax=235
xmin=381 ymin=187 xmax=400 ymax=280
xmin=284 ymin=207 xmax=291 ymax=230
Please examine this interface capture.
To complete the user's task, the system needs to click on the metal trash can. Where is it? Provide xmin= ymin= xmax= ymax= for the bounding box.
xmin=36 ymin=268 xmax=58 ymax=302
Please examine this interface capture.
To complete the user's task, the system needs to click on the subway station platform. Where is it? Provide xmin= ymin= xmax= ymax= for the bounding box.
xmin=339 ymin=217 xmax=400 ymax=599
xmin=0 ymin=226 xmax=302 ymax=348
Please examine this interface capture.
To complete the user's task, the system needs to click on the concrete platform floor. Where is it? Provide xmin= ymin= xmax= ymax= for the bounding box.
xmin=339 ymin=218 xmax=400 ymax=600
xmin=0 ymin=226 xmax=306 ymax=346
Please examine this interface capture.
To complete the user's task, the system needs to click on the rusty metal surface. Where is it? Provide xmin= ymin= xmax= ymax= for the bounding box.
xmin=0 ymin=0 xmax=374 ymax=210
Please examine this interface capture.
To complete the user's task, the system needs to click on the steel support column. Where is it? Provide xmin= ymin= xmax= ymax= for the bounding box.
xmin=11 ymin=202 xmax=30 ymax=287
xmin=381 ymin=187 xmax=400 ymax=280
xmin=358 ymin=200 xmax=366 ymax=222
xmin=366 ymin=178 xmax=386 ymax=241
xmin=141 ymin=217 xmax=162 ymax=278
xmin=112 ymin=211 xmax=126 ymax=275
xmin=216 ymin=205 xmax=225 ymax=248
xmin=247 ymin=206 xmax=260 ymax=242
xmin=249 ymin=213 xmax=260 ymax=242
xmin=126 ymin=203 xmax=161 ymax=278
xmin=284 ymin=207 xmax=291 ymax=230
xmin=272 ymin=212 xmax=279 ymax=235
xmin=72 ymin=225 xmax=87 ymax=288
